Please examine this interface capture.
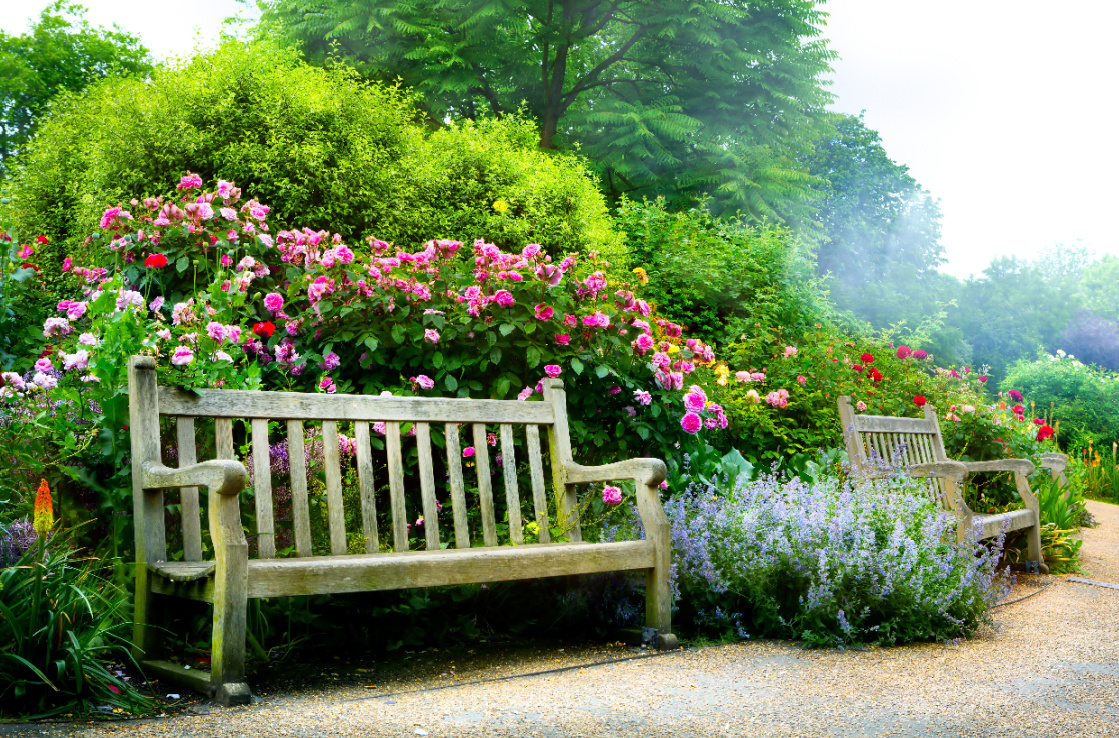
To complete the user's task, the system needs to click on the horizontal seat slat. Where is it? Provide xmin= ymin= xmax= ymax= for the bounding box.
xmin=974 ymin=508 xmax=1036 ymax=538
xmin=244 ymin=540 xmax=656 ymax=598
xmin=852 ymin=416 xmax=938 ymax=434
xmin=158 ymin=387 xmax=555 ymax=424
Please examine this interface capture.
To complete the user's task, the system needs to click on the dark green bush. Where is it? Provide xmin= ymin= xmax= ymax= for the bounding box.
xmin=615 ymin=197 xmax=827 ymax=345
xmin=6 ymin=41 xmax=622 ymax=294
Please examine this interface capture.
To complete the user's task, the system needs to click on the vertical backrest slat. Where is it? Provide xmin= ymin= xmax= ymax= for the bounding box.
xmin=925 ymin=405 xmax=949 ymax=461
xmin=321 ymin=421 xmax=347 ymax=556
xmin=542 ymin=380 xmax=581 ymax=541
xmin=473 ymin=423 xmax=498 ymax=547
xmin=444 ymin=423 xmax=471 ymax=549
xmin=525 ymin=424 xmax=551 ymax=544
xmin=176 ymin=417 xmax=202 ymax=561
xmin=216 ymin=417 xmax=234 ymax=461
xmin=250 ymin=419 xmax=277 ymax=559
xmin=386 ymin=421 xmax=408 ymax=552
xmin=499 ymin=424 xmax=523 ymax=545
xmin=287 ymin=420 xmax=312 ymax=557
xmin=416 ymin=422 xmax=441 ymax=550
xmin=354 ymin=421 xmax=379 ymax=554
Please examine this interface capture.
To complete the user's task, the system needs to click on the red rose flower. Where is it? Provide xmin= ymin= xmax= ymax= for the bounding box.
xmin=852 ymin=364 xmax=863 ymax=372
xmin=253 ymin=321 xmax=275 ymax=338
xmin=978 ymin=375 xmax=988 ymax=383
xmin=144 ymin=253 xmax=169 ymax=269
xmin=1036 ymin=424 xmax=1055 ymax=441
xmin=21 ymin=262 xmax=40 ymax=272
xmin=869 ymin=368 xmax=883 ymax=382
xmin=913 ymin=395 xmax=928 ymax=407
xmin=912 ymin=349 xmax=928 ymax=360
xmin=896 ymin=346 xmax=913 ymax=359
xmin=860 ymin=352 xmax=875 ymax=363
xmin=36 ymin=235 xmax=49 ymax=244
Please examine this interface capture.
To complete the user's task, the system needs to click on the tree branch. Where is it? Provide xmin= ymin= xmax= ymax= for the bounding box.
xmin=561 ymin=24 xmax=647 ymax=109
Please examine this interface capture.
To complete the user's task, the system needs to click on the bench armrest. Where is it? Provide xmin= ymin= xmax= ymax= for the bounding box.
xmin=142 ymin=460 xmax=247 ymax=496
xmin=955 ymin=459 xmax=1036 ymax=476
xmin=1038 ymin=452 xmax=1068 ymax=476
xmin=908 ymin=461 xmax=968 ymax=483
xmin=562 ymin=458 xmax=668 ymax=488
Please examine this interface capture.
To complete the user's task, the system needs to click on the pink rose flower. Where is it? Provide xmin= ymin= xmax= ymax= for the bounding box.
xmin=555 ymin=333 xmax=571 ymax=346
xmin=680 ymin=412 xmax=703 ymax=434
xmin=634 ymin=389 xmax=652 ymax=406
xmin=425 ymin=329 xmax=440 ymax=344
xmin=492 ymin=290 xmax=515 ymax=308
xmin=413 ymin=375 xmax=435 ymax=390
xmin=463 ymin=446 xmax=476 ymax=458
xmin=544 ymin=364 xmax=562 ymax=378
xmin=634 ymin=333 xmax=654 ymax=354
xmin=534 ymin=304 xmax=554 ymax=320
xmin=783 ymin=345 xmax=798 ymax=358
xmin=602 ymin=485 xmax=623 ymax=505
xmin=172 ymin=347 xmax=194 ymax=366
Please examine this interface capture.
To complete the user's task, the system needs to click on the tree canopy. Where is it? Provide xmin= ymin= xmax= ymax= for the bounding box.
xmin=0 ymin=1 xmax=151 ymax=171
xmin=255 ymin=0 xmax=836 ymax=223
xmin=805 ymin=113 xmax=946 ymax=329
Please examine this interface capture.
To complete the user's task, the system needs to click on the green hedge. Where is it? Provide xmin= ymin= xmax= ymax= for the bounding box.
xmin=1002 ymin=353 xmax=1119 ymax=450
xmin=5 ymin=41 xmax=622 ymax=292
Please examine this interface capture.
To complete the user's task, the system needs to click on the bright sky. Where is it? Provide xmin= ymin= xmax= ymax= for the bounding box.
xmin=4 ymin=1 xmax=1117 ymax=279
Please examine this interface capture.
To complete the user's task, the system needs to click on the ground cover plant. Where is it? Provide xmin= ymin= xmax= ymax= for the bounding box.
xmin=664 ymin=473 xmax=1010 ymax=646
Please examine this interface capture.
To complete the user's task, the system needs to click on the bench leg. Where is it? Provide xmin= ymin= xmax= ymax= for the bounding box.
xmin=1026 ymin=523 xmax=1049 ymax=575
xmin=643 ymin=486 xmax=678 ymax=650
xmin=132 ymin=564 xmax=164 ymax=662
xmin=209 ymin=542 xmax=251 ymax=706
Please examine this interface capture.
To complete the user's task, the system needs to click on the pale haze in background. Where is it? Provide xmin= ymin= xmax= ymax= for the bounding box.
xmin=3 ymin=0 xmax=1116 ymax=279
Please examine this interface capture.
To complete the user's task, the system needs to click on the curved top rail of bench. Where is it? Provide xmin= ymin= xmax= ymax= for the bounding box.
xmin=157 ymin=386 xmax=557 ymax=424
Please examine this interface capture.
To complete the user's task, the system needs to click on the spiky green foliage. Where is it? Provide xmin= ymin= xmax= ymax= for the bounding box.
xmin=256 ymin=0 xmax=836 ymax=223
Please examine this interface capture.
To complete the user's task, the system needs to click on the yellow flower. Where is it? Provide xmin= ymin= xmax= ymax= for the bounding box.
xmin=632 ymin=267 xmax=649 ymax=285
xmin=526 ymin=521 xmax=540 ymax=536
xmin=492 ymin=199 xmax=509 ymax=213
xmin=33 ymin=479 xmax=53 ymax=538
xmin=667 ymin=344 xmax=680 ymax=354
xmin=714 ymin=363 xmax=729 ymax=376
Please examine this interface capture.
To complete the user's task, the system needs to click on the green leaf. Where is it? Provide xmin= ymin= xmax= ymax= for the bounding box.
xmin=175 ymin=256 xmax=188 ymax=273
xmin=363 ymin=336 xmax=379 ymax=352
xmin=490 ymin=347 xmax=502 ymax=365
xmin=432 ymin=351 xmax=444 ymax=368
xmin=595 ymin=364 xmax=609 ymax=379
xmin=571 ymin=358 xmax=584 ymax=375
xmin=499 ymin=323 xmax=516 ymax=336
xmin=444 ymin=374 xmax=458 ymax=391
xmin=390 ymin=324 xmax=406 ymax=344
xmin=525 ymin=345 xmax=541 ymax=368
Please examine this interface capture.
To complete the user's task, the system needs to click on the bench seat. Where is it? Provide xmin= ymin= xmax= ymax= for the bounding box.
xmin=150 ymin=539 xmax=655 ymax=600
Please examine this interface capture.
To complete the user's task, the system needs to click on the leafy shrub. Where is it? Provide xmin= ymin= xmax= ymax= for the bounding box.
xmin=616 ymin=197 xmax=826 ymax=346
xmin=666 ymin=474 xmax=1009 ymax=646
xmin=1 ymin=176 xmax=726 ymax=558
xmin=1002 ymin=351 xmax=1119 ymax=451
xmin=6 ymin=41 xmax=622 ymax=298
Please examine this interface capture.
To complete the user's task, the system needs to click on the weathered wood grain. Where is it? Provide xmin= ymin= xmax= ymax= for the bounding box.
xmin=159 ymin=386 xmax=554 ymax=424
xmin=473 ymin=424 xmax=498 ymax=547
xmin=543 ymin=380 xmax=580 ymax=541
xmin=287 ymin=420 xmax=312 ymax=557
xmin=416 ymin=422 xmax=441 ymax=550
xmin=245 ymin=540 xmax=655 ymax=598
xmin=526 ymin=424 xmax=551 ymax=544
xmin=322 ymin=421 xmax=347 ymax=556
xmin=386 ymin=421 xmax=408 ymax=553
xmin=500 ymin=423 xmax=523 ymax=545
xmin=176 ymin=417 xmax=202 ymax=562
xmin=250 ymin=419 xmax=276 ymax=559
xmin=354 ymin=421 xmax=379 ymax=554
xmin=445 ymin=423 xmax=471 ymax=549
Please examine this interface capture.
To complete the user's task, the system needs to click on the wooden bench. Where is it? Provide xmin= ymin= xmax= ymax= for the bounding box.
xmin=837 ymin=396 xmax=1066 ymax=575
xmin=127 ymin=356 xmax=676 ymax=706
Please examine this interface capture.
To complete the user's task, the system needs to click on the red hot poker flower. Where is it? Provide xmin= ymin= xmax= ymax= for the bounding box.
xmin=253 ymin=321 xmax=275 ymax=338
xmin=913 ymin=395 xmax=928 ymax=407
xmin=144 ymin=253 xmax=169 ymax=269
xmin=34 ymin=479 xmax=54 ymax=538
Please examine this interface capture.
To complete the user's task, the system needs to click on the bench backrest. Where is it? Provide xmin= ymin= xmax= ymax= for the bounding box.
xmin=131 ymin=356 xmax=583 ymax=562
xmin=837 ymin=395 xmax=952 ymax=508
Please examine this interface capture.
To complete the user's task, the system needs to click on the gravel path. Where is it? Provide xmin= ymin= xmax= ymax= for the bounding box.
xmin=6 ymin=500 xmax=1118 ymax=737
